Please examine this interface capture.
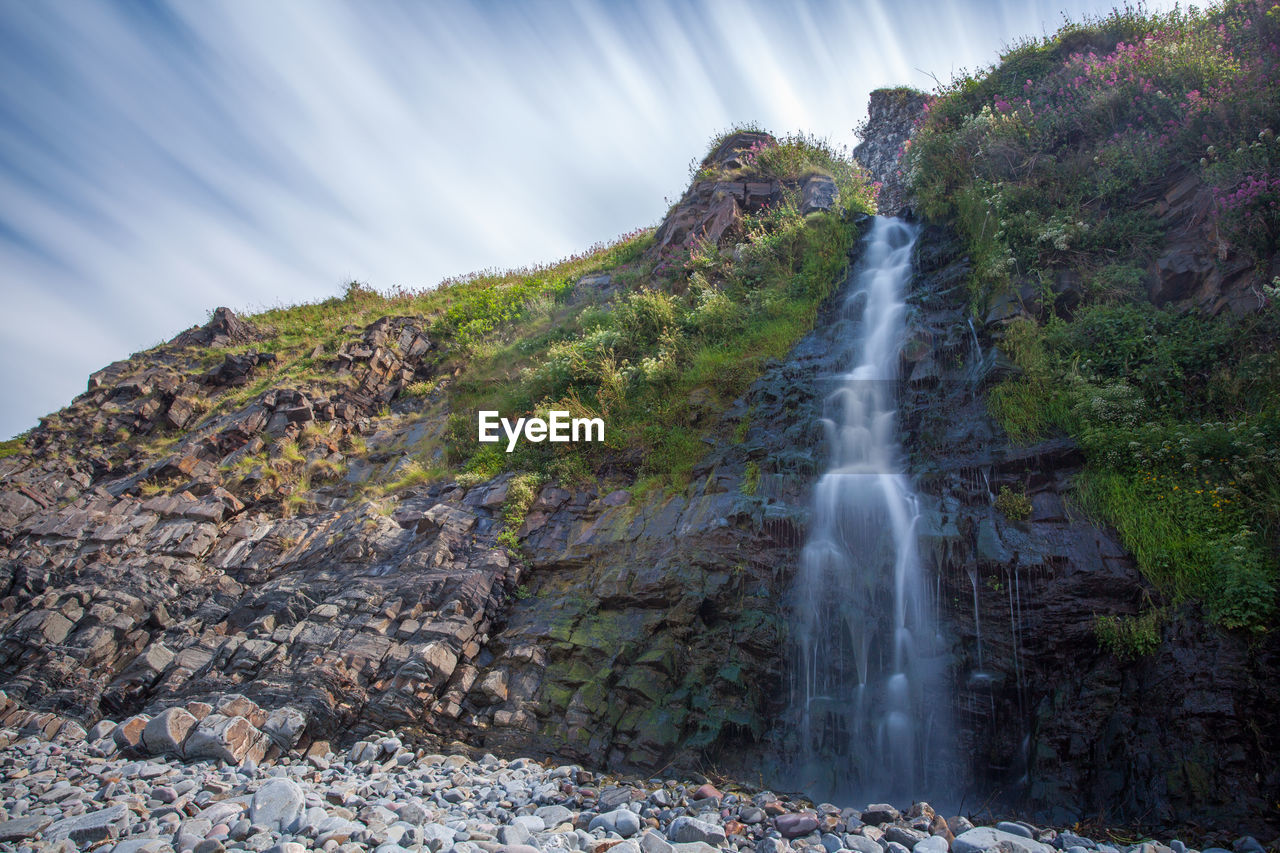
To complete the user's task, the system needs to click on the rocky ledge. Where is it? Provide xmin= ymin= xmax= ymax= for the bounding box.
xmin=0 ymin=716 xmax=1270 ymax=853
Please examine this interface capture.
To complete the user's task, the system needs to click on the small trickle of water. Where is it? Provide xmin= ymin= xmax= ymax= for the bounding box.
xmin=967 ymin=567 xmax=984 ymax=673
xmin=785 ymin=217 xmax=954 ymax=807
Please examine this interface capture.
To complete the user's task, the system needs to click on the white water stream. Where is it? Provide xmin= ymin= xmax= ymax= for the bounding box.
xmin=788 ymin=216 xmax=952 ymax=805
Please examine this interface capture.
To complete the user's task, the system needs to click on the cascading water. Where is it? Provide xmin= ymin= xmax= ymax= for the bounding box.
xmin=786 ymin=216 xmax=953 ymax=806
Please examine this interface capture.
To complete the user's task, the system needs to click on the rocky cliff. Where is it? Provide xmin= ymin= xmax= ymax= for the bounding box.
xmin=0 ymin=131 xmax=860 ymax=786
xmin=0 ymin=92 xmax=1276 ymax=840
xmin=902 ymin=226 xmax=1280 ymax=832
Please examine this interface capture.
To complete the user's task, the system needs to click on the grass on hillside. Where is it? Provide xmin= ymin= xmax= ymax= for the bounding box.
xmin=168 ymin=129 xmax=875 ymax=516
xmin=443 ymin=131 xmax=876 ymax=493
xmin=907 ymin=0 xmax=1280 ymax=632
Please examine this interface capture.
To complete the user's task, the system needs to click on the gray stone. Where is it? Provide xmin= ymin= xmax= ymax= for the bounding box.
xmin=1232 ymin=840 xmax=1264 ymax=853
xmin=535 ymin=805 xmax=575 ymax=828
xmin=886 ymin=827 xmax=928 ymax=847
xmin=422 ymin=824 xmax=459 ymax=852
xmin=668 ymin=816 xmax=727 ymax=846
xmin=886 ymin=843 xmax=912 ymax=853
xmin=0 ymin=816 xmax=52 ymax=842
xmin=1056 ymin=836 xmax=1096 ymax=851
xmin=142 ymin=706 xmax=199 ymax=757
xmin=184 ymin=714 xmax=266 ymax=765
xmin=350 ymin=741 xmax=380 ymax=763
xmin=590 ymin=808 xmax=642 ymax=838
xmin=513 ymin=815 xmax=547 ymax=834
xmin=996 ymin=824 xmax=1034 ymax=841
xmin=112 ymin=841 xmax=174 ymax=853
xmin=916 ymin=837 xmax=951 ymax=853
xmin=861 ymin=806 xmax=900 ymax=826
xmin=498 ymin=824 xmax=531 ymax=846
xmin=953 ymin=828 xmax=1054 ymax=853
xmin=249 ymin=777 xmax=305 ymax=832
xmin=261 ymin=706 xmax=306 ymax=751
xmin=397 ymin=803 xmax=431 ymax=825
xmin=642 ymin=830 xmax=677 ymax=853
xmin=846 ymin=836 xmax=884 ymax=853
xmin=45 ymin=804 xmax=136 ymax=844
xmin=775 ymin=814 xmax=820 ymax=840
xmin=87 ymin=719 xmax=117 ymax=741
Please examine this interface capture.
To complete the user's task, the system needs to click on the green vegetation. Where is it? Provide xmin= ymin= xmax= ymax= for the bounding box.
xmin=741 ymin=461 xmax=761 ymax=496
xmin=445 ymin=130 xmax=876 ymax=492
xmin=909 ymin=2 xmax=1280 ymax=307
xmin=995 ymin=485 xmax=1033 ymax=521
xmin=0 ymin=437 xmax=24 ymax=459
xmin=499 ymin=473 xmax=544 ymax=550
xmin=909 ymin=1 xmax=1280 ymax=631
xmin=1095 ymin=608 xmax=1164 ymax=660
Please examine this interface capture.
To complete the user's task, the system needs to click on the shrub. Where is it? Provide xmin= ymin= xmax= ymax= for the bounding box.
xmin=1094 ymin=609 xmax=1163 ymax=660
xmin=995 ymin=485 xmax=1033 ymax=520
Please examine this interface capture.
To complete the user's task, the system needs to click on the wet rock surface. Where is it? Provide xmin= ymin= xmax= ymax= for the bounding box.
xmin=902 ymin=225 xmax=1280 ymax=830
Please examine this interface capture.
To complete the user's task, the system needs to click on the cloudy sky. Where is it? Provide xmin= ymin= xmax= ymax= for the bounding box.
xmin=0 ymin=0 xmax=1173 ymax=439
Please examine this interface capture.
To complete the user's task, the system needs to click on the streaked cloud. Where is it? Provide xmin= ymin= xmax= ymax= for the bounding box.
xmin=0 ymin=0 xmax=1175 ymax=438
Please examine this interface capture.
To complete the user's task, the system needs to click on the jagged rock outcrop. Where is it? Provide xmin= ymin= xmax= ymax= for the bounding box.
xmin=853 ymin=88 xmax=929 ymax=217
xmin=652 ymin=132 xmax=840 ymax=258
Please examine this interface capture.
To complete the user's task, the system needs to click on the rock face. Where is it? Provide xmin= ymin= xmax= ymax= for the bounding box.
xmin=903 ymin=225 xmax=1280 ymax=830
xmin=853 ymin=88 xmax=929 ymax=217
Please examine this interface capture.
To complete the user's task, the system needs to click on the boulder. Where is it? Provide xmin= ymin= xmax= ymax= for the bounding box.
xmin=0 ymin=816 xmax=52 ymax=843
xmin=775 ymin=814 xmax=820 ymax=839
xmin=112 ymin=714 xmax=150 ymax=752
xmin=183 ymin=713 xmax=268 ymax=765
xmin=953 ymin=828 xmax=1055 ymax=853
xmin=589 ymin=808 xmax=642 ymax=838
xmin=250 ymin=777 xmax=306 ymax=832
xmin=261 ymin=706 xmax=306 ymax=751
xmin=141 ymin=706 xmax=198 ymax=757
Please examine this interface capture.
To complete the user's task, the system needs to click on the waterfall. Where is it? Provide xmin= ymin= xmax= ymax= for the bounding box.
xmin=786 ymin=216 xmax=953 ymax=807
